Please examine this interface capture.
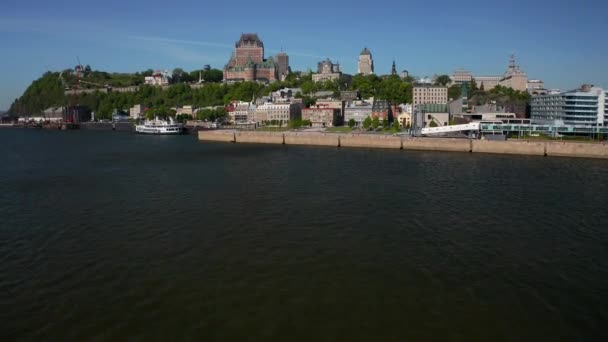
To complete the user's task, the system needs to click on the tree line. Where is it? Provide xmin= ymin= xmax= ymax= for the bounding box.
xmin=9 ymin=67 xmax=531 ymax=120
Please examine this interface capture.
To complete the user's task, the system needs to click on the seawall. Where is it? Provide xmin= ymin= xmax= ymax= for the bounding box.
xmin=198 ymin=130 xmax=608 ymax=159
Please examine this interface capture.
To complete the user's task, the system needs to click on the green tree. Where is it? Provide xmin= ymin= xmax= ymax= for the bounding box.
xmin=429 ymin=121 xmax=438 ymax=127
xmin=434 ymin=74 xmax=451 ymax=86
xmin=448 ymin=84 xmax=462 ymax=100
xmin=348 ymin=118 xmax=356 ymax=128
xmin=372 ymin=117 xmax=380 ymax=129
xmin=382 ymin=118 xmax=389 ymax=129
xmin=363 ymin=116 xmax=372 ymax=129
xmin=392 ymin=120 xmax=400 ymax=132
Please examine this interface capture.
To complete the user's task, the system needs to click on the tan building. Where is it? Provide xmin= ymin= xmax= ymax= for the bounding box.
xmin=255 ymin=102 xmax=302 ymax=125
xmin=357 ymin=48 xmax=374 ymax=75
xmin=176 ymin=105 xmax=194 ymax=117
xmin=473 ymin=76 xmax=501 ymax=90
xmin=499 ymin=54 xmax=527 ymax=92
xmin=413 ymin=85 xmax=448 ymax=107
xmin=451 ymin=69 xmax=472 ymax=85
xmin=302 ymin=104 xmax=340 ymax=127
xmin=312 ymin=58 xmax=342 ymax=82
xmin=130 ymin=104 xmax=145 ymax=119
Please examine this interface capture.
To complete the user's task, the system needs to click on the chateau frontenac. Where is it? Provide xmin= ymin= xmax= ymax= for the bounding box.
xmin=223 ymin=33 xmax=289 ymax=82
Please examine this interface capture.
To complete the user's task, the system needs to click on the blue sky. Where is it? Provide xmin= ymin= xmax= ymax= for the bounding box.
xmin=1 ymin=0 xmax=607 ymax=110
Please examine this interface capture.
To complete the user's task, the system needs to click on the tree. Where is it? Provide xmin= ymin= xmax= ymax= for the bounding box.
xmin=372 ymin=117 xmax=380 ymax=129
xmin=429 ymin=121 xmax=438 ymax=127
xmin=434 ymin=74 xmax=452 ymax=87
xmin=480 ymin=82 xmax=485 ymax=91
xmin=363 ymin=116 xmax=372 ymax=129
xmin=382 ymin=118 xmax=389 ymax=128
xmin=448 ymin=84 xmax=462 ymax=100
xmin=348 ymin=118 xmax=356 ymax=128
xmin=392 ymin=120 xmax=400 ymax=132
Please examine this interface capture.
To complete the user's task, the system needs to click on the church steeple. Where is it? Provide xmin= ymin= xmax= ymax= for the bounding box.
xmin=391 ymin=60 xmax=397 ymax=75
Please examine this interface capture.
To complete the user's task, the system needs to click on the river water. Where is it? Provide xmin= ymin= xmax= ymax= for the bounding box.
xmin=1 ymin=129 xmax=607 ymax=341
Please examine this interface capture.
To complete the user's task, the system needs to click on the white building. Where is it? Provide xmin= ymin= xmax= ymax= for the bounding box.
xmin=531 ymin=84 xmax=607 ymax=126
xmin=344 ymin=99 xmax=373 ymax=126
xmin=144 ymin=70 xmax=170 ymax=86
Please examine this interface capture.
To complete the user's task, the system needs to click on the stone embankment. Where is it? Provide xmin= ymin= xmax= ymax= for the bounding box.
xmin=198 ymin=130 xmax=608 ymax=159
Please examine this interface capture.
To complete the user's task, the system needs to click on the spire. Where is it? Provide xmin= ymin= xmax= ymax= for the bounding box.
xmin=391 ymin=59 xmax=397 ymax=75
xmin=509 ymin=53 xmax=516 ymax=70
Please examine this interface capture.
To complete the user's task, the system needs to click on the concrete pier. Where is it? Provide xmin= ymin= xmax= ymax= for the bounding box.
xmin=198 ymin=130 xmax=608 ymax=159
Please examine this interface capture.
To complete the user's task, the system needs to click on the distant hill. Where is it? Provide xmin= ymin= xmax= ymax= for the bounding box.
xmin=8 ymin=67 xmax=223 ymax=116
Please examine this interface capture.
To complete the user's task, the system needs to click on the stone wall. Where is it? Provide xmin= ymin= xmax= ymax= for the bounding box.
xmin=472 ymin=140 xmax=545 ymax=156
xmin=198 ymin=130 xmax=608 ymax=159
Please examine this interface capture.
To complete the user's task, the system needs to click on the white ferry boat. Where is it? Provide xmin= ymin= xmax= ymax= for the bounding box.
xmin=135 ymin=117 xmax=183 ymax=134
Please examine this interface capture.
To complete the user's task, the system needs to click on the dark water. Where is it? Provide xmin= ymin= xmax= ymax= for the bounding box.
xmin=1 ymin=129 xmax=607 ymax=341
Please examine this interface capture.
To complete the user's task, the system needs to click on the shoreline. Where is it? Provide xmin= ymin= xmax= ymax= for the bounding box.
xmin=199 ymin=130 xmax=608 ymax=159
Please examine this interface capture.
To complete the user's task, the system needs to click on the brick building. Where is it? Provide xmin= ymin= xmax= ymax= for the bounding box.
xmin=224 ymin=33 xmax=276 ymax=82
xmin=223 ymin=33 xmax=288 ymax=83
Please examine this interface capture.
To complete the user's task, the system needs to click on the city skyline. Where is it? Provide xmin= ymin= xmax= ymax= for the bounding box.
xmin=1 ymin=0 xmax=608 ymax=109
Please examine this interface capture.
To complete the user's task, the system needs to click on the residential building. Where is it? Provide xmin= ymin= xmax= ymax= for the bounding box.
xmin=302 ymin=104 xmax=341 ymax=127
xmin=372 ymin=99 xmax=393 ymax=122
xmin=223 ymin=33 xmax=278 ymax=82
xmin=451 ymin=69 xmax=473 ymax=85
xmin=313 ymin=58 xmax=342 ymax=82
xmin=130 ymin=104 xmax=145 ymax=119
xmin=531 ymin=84 xmax=607 ymax=126
xmin=255 ymin=102 xmax=302 ymax=125
xmin=413 ymin=85 xmax=448 ymax=107
xmin=397 ymin=112 xmax=412 ymax=127
xmin=357 ymin=48 xmax=374 ymax=75
xmin=144 ymin=70 xmax=170 ymax=86
xmin=344 ymin=100 xmax=373 ymax=126
xmin=230 ymin=101 xmax=256 ymax=124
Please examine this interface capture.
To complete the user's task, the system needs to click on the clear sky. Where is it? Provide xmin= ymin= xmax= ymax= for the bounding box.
xmin=1 ymin=0 xmax=607 ymax=110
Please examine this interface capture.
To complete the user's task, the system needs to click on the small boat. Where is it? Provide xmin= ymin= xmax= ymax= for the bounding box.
xmin=135 ymin=117 xmax=183 ymax=134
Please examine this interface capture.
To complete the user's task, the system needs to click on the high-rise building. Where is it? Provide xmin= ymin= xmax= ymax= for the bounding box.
xmin=276 ymin=52 xmax=289 ymax=81
xmin=357 ymin=48 xmax=374 ymax=75
xmin=531 ymin=85 xmax=607 ymax=126
xmin=223 ymin=33 xmax=277 ymax=82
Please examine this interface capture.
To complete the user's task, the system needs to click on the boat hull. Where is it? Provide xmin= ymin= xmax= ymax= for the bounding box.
xmin=135 ymin=126 xmax=183 ymax=134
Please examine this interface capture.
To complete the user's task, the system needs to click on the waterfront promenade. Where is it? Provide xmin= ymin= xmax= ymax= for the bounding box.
xmin=199 ymin=130 xmax=608 ymax=159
